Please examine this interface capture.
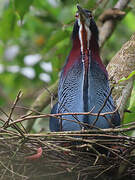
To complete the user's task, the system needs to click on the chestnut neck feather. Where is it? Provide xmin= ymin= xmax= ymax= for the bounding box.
xmin=63 ymin=33 xmax=107 ymax=76
xmin=63 ymin=35 xmax=80 ymax=75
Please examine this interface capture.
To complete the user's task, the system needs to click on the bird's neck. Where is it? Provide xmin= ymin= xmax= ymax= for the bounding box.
xmin=89 ymin=35 xmax=107 ymax=74
xmin=63 ymin=36 xmax=81 ymax=75
xmin=63 ymin=34 xmax=107 ymax=76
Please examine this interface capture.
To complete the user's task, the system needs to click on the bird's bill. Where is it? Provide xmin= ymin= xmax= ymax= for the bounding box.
xmin=77 ymin=4 xmax=89 ymax=23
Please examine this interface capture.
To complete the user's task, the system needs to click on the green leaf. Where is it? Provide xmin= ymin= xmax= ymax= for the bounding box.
xmin=43 ymin=30 xmax=70 ymax=54
xmin=33 ymin=0 xmax=60 ymax=17
xmin=128 ymin=83 xmax=135 ymax=110
xmin=122 ymin=12 xmax=135 ymax=32
xmin=123 ymin=82 xmax=135 ymax=124
xmin=13 ymin=0 xmax=33 ymax=20
xmin=0 ymin=8 xmax=20 ymax=42
xmin=119 ymin=70 xmax=135 ymax=83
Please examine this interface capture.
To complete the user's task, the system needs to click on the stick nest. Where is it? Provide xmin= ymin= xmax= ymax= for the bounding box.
xmin=1 ymin=122 xmax=135 ymax=180
xmin=0 ymin=90 xmax=134 ymax=180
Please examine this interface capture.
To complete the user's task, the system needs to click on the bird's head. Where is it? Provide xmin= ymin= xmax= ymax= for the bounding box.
xmin=76 ymin=5 xmax=92 ymax=29
xmin=73 ymin=5 xmax=99 ymax=73
xmin=72 ymin=5 xmax=99 ymax=49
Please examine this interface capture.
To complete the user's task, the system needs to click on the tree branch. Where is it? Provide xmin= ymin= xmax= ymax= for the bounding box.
xmin=99 ymin=0 xmax=131 ymax=47
xmin=107 ymin=33 xmax=135 ymax=120
xmin=98 ymin=8 xmax=125 ymax=23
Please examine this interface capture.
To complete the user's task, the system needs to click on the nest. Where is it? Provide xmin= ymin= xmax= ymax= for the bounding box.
xmin=0 ymin=91 xmax=134 ymax=180
xmin=0 ymin=120 xmax=135 ymax=180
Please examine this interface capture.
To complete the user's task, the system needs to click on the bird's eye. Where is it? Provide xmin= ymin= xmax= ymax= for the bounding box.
xmin=75 ymin=12 xmax=79 ymax=19
xmin=88 ymin=13 xmax=92 ymax=18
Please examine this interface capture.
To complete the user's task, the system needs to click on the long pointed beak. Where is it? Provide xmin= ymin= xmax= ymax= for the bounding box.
xmin=77 ymin=4 xmax=89 ymax=21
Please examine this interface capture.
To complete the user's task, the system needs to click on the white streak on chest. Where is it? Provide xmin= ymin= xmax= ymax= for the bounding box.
xmin=78 ymin=20 xmax=91 ymax=58
xmin=77 ymin=20 xmax=92 ymax=108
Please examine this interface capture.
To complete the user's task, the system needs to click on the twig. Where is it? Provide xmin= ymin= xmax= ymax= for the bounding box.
xmin=16 ymin=106 xmax=44 ymax=116
xmin=6 ymin=90 xmax=23 ymax=126
xmin=98 ymin=8 xmax=125 ymax=23
xmin=0 ymin=123 xmax=135 ymax=179
xmin=0 ymin=160 xmax=28 ymax=180
xmin=94 ymin=164 xmax=114 ymax=178
xmin=92 ymin=87 xmax=114 ymax=127
xmin=94 ymin=142 xmax=135 ymax=166
xmin=8 ymin=88 xmax=124 ymax=129
xmin=0 ymin=108 xmax=9 ymax=119
xmin=0 ymin=128 xmax=19 ymax=136
xmin=8 ymin=106 xmax=120 ymax=128
xmin=22 ymin=129 xmax=135 ymax=138
xmin=2 ymin=91 xmax=26 ymax=138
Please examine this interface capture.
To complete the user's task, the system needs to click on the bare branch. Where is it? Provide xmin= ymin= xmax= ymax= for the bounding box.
xmin=98 ymin=8 xmax=125 ymax=23
xmin=99 ymin=0 xmax=131 ymax=47
xmin=2 ymin=91 xmax=25 ymax=138
xmin=107 ymin=33 xmax=135 ymax=119
xmin=92 ymin=87 xmax=114 ymax=127
xmin=5 ymin=90 xmax=23 ymax=126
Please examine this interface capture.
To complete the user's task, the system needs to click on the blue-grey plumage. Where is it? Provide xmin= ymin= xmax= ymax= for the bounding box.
xmin=87 ymin=59 xmax=120 ymax=128
xmin=49 ymin=5 xmax=120 ymax=132
xmin=50 ymin=102 xmax=60 ymax=131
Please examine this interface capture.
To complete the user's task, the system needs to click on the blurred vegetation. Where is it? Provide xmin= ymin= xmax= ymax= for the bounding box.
xmin=0 ymin=0 xmax=135 ymax=132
